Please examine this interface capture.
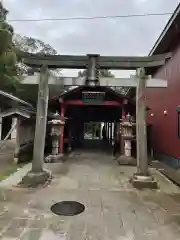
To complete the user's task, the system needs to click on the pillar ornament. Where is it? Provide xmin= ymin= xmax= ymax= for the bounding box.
xmin=117 ymin=113 xmax=136 ymax=165
xmin=45 ymin=112 xmax=65 ymax=163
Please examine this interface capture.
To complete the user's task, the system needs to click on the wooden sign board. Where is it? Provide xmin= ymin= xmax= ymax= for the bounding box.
xmin=82 ymin=91 xmax=105 ymax=103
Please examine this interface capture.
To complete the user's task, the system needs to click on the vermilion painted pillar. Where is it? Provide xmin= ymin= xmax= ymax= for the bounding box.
xmin=122 ymin=105 xmax=126 ymax=120
xmin=59 ymin=103 xmax=65 ymax=154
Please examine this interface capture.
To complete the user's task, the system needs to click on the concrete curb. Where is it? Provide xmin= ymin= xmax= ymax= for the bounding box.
xmin=0 ymin=163 xmax=32 ymax=188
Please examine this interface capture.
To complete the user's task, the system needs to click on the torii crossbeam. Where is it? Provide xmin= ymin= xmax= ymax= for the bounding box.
xmin=22 ymin=74 xmax=167 ymax=88
xmin=20 ymin=51 xmax=171 ymax=70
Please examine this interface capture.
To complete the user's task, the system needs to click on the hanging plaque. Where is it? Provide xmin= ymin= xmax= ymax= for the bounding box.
xmin=82 ymin=91 xmax=105 ymax=103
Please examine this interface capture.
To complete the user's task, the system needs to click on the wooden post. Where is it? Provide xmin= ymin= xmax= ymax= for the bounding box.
xmin=14 ymin=118 xmax=21 ymax=164
xmin=111 ymin=123 xmax=113 ymax=142
xmin=109 ymin=122 xmax=111 ymax=142
xmin=11 ymin=117 xmax=17 ymax=139
xmin=108 ymin=122 xmax=110 ymax=143
xmin=22 ymin=65 xmax=51 ymax=187
xmin=131 ymin=68 xmax=157 ymax=189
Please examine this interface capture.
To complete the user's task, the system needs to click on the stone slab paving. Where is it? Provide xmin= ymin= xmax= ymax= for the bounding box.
xmin=1 ymin=151 xmax=180 ymax=239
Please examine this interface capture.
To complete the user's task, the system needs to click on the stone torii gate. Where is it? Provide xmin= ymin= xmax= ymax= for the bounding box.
xmin=21 ymin=52 xmax=171 ymax=188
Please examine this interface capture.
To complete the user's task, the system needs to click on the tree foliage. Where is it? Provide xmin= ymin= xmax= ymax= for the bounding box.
xmin=13 ymin=34 xmax=62 ymax=77
xmin=0 ymin=3 xmax=20 ymax=92
xmin=0 ymin=1 xmax=61 ymax=94
xmin=0 ymin=1 xmax=62 ymax=90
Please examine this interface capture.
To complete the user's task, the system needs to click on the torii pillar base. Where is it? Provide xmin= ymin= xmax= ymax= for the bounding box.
xmin=21 ymin=170 xmax=51 ymax=188
xmin=130 ymin=172 xmax=158 ymax=189
xmin=117 ymin=155 xmax=137 ymax=166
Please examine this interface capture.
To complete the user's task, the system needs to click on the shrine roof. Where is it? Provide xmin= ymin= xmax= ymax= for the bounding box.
xmin=0 ymin=90 xmax=33 ymax=110
xmin=149 ymin=3 xmax=180 ymax=55
xmin=57 ymin=85 xmax=135 ymax=105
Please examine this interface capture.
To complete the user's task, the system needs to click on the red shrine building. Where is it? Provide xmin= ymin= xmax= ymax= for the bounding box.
xmin=49 ymin=86 xmax=137 ymax=156
xmin=146 ymin=3 xmax=180 ymax=168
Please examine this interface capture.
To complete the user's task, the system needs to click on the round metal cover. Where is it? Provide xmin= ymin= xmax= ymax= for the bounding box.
xmin=51 ymin=201 xmax=85 ymax=216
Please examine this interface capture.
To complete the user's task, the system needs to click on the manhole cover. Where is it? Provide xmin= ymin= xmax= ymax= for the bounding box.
xmin=51 ymin=201 xmax=85 ymax=216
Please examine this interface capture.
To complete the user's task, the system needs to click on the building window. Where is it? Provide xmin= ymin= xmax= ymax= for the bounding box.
xmin=176 ymin=106 xmax=180 ymax=138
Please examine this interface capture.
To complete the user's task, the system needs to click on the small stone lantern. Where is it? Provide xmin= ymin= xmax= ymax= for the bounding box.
xmin=45 ymin=112 xmax=65 ymax=163
xmin=117 ymin=113 xmax=136 ymax=165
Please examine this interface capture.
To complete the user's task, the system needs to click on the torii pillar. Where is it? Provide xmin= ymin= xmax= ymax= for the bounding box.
xmin=131 ymin=68 xmax=157 ymax=189
xmin=22 ymin=65 xmax=51 ymax=187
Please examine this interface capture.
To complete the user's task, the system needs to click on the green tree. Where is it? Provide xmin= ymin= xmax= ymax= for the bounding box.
xmin=0 ymin=2 xmax=19 ymax=92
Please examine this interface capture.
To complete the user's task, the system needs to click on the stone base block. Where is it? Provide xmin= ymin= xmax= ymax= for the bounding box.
xmin=45 ymin=154 xmax=64 ymax=163
xmin=20 ymin=170 xmax=52 ymax=188
xmin=117 ymin=155 xmax=137 ymax=166
xmin=130 ymin=173 xmax=158 ymax=189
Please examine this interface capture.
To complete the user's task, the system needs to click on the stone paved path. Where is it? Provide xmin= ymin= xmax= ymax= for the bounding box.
xmin=1 ymin=151 xmax=180 ymax=239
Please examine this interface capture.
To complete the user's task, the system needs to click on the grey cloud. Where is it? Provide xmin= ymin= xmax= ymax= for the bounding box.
xmin=4 ymin=0 xmax=180 ymax=56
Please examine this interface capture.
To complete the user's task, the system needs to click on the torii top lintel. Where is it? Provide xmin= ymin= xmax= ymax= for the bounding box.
xmin=20 ymin=51 xmax=171 ymax=70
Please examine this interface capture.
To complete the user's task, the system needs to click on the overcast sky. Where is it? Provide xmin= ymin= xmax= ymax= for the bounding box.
xmin=4 ymin=0 xmax=180 ymax=77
